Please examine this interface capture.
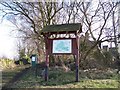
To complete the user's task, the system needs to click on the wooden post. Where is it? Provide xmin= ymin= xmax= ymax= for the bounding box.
xmin=75 ymin=34 xmax=79 ymax=82
xmin=44 ymin=34 xmax=49 ymax=81
xmin=45 ymin=54 xmax=49 ymax=81
xmin=73 ymin=55 xmax=79 ymax=82
xmin=75 ymin=54 xmax=79 ymax=82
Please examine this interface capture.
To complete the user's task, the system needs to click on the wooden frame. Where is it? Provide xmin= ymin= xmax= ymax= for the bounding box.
xmin=41 ymin=23 xmax=81 ymax=82
xmin=47 ymin=38 xmax=78 ymax=55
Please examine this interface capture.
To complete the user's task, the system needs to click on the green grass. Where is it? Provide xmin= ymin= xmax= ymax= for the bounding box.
xmin=2 ymin=65 xmax=30 ymax=87
xmin=6 ymin=67 xmax=119 ymax=88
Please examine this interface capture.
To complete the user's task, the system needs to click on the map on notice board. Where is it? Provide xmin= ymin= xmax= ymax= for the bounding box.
xmin=52 ymin=39 xmax=72 ymax=53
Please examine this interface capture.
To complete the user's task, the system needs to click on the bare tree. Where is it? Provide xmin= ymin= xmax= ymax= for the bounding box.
xmin=0 ymin=1 xmax=119 ymax=66
xmin=0 ymin=1 xmax=64 ymax=62
xmin=76 ymin=1 xmax=119 ymax=61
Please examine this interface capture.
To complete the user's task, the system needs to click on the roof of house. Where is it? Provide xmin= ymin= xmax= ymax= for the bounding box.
xmin=41 ymin=23 xmax=82 ymax=34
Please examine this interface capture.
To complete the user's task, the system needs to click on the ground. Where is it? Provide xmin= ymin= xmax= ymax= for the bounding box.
xmin=1 ymin=65 xmax=120 ymax=89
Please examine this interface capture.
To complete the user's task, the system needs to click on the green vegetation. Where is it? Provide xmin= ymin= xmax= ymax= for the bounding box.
xmin=2 ymin=65 xmax=30 ymax=87
xmin=1 ymin=51 xmax=119 ymax=89
xmin=0 ymin=59 xmax=16 ymax=70
xmin=3 ymin=67 xmax=119 ymax=88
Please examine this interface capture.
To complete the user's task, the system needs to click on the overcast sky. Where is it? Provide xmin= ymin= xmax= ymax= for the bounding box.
xmin=0 ymin=18 xmax=18 ymax=59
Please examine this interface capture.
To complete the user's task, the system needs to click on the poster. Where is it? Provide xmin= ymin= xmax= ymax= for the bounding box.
xmin=52 ymin=39 xmax=72 ymax=53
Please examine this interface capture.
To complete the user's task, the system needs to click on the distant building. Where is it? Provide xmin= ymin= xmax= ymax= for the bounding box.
xmin=103 ymin=45 xmax=109 ymax=51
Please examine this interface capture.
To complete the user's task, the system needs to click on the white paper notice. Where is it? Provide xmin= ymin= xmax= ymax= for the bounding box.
xmin=32 ymin=57 xmax=36 ymax=61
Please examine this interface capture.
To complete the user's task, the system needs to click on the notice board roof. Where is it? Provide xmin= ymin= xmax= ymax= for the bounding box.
xmin=41 ymin=23 xmax=82 ymax=34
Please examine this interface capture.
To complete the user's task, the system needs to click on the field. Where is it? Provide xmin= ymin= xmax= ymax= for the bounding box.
xmin=2 ymin=65 xmax=120 ymax=89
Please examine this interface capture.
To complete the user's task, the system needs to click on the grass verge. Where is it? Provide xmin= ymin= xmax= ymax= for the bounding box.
xmin=2 ymin=65 xmax=30 ymax=87
xmin=5 ymin=67 xmax=120 ymax=88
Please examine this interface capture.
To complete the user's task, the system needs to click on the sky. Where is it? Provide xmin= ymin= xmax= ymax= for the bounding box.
xmin=0 ymin=19 xmax=18 ymax=59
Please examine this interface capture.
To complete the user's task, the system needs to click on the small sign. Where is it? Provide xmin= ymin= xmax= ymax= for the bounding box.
xmin=52 ymin=39 xmax=72 ymax=53
xmin=32 ymin=57 xmax=36 ymax=61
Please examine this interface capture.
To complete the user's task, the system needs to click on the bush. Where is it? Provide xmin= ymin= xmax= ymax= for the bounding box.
xmin=102 ymin=51 xmax=113 ymax=67
xmin=14 ymin=60 xmax=20 ymax=65
xmin=15 ymin=55 xmax=31 ymax=65
xmin=69 ymin=62 xmax=76 ymax=71
xmin=93 ymin=50 xmax=113 ymax=67
xmin=0 ymin=59 xmax=16 ymax=69
xmin=49 ymin=55 xmax=56 ymax=67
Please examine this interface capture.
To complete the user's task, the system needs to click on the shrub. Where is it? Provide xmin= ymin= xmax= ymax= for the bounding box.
xmin=102 ymin=51 xmax=113 ymax=67
xmin=0 ymin=59 xmax=16 ymax=69
xmin=93 ymin=50 xmax=113 ymax=67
